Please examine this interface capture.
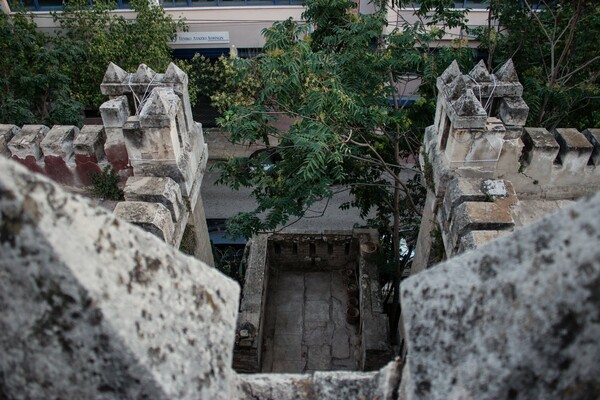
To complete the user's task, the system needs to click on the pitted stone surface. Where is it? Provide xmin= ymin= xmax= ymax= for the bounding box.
xmin=0 ymin=158 xmax=240 ymax=400
xmin=236 ymin=359 xmax=403 ymax=400
xmin=523 ymin=127 xmax=559 ymax=150
xmin=123 ymin=176 xmax=183 ymax=222
xmin=0 ymin=124 xmax=19 ymax=157
xmin=553 ymin=128 xmax=593 ymax=151
xmin=495 ymin=58 xmax=519 ymax=82
xmin=439 ymin=60 xmax=461 ymax=85
xmin=481 ymin=179 xmax=507 ymax=198
xmin=582 ymin=128 xmax=600 ymax=166
xmin=74 ymin=125 xmax=106 ymax=160
xmin=102 ymin=62 xmax=128 ymax=84
xmin=468 ymin=59 xmax=491 ymax=82
xmin=553 ymin=128 xmax=594 ymax=170
xmin=100 ymin=96 xmax=130 ymax=128
xmin=41 ymin=125 xmax=78 ymax=159
xmin=8 ymin=125 xmax=49 ymax=160
xmin=498 ymin=96 xmax=529 ymax=127
xmin=400 ymin=192 xmax=600 ymax=400
xmin=113 ymin=201 xmax=175 ymax=245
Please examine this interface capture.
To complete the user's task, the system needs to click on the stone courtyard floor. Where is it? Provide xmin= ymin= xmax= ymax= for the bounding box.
xmin=261 ymin=270 xmax=361 ymax=373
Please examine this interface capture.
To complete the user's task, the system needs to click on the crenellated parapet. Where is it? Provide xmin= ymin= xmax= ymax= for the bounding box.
xmin=1 ymin=123 xmax=122 ymax=187
xmin=413 ymin=59 xmax=600 ymax=272
xmin=426 ymin=59 xmax=600 ymax=199
xmin=99 ymin=63 xmax=207 ymax=208
xmin=1 ymin=63 xmax=213 ymax=266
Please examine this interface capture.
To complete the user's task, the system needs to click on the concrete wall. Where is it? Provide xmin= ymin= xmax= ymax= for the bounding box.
xmin=234 ymin=230 xmax=393 ymax=373
xmin=234 ymin=235 xmax=270 ymax=373
xmin=20 ymin=6 xmax=303 ymax=50
xmin=267 ymin=231 xmax=358 ymax=271
xmin=10 ymin=3 xmax=491 ymax=51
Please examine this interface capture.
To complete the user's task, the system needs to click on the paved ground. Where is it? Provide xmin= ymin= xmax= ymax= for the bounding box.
xmin=261 ymin=270 xmax=361 ymax=373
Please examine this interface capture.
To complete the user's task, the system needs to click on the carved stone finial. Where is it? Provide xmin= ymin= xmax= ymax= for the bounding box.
xmin=446 ymin=74 xmax=467 ymax=100
xmin=453 ymin=88 xmax=486 ymax=117
xmin=468 ymin=59 xmax=491 ymax=82
xmin=495 ymin=59 xmax=519 ymax=82
xmin=440 ymin=60 xmax=462 ymax=84
xmin=133 ymin=64 xmax=157 ymax=83
xmin=102 ymin=62 xmax=128 ymax=84
xmin=164 ymin=62 xmax=188 ymax=84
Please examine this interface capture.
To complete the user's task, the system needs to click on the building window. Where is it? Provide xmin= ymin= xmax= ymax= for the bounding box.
xmin=405 ymin=1 xmax=488 ymax=9
xmin=454 ymin=0 xmax=487 ymax=8
xmin=12 ymin=0 xmax=131 ymax=11
xmin=161 ymin=0 xmax=301 ymax=6
xmin=10 ymin=0 xmax=301 ymax=11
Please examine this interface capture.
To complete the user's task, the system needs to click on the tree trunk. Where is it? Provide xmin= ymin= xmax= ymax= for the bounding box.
xmin=390 ymin=133 xmax=402 ymax=344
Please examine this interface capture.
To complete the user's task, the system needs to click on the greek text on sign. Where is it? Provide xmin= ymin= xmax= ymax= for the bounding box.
xmin=171 ymin=32 xmax=230 ymax=45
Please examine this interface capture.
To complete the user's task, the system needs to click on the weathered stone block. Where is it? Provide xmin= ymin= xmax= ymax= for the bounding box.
xmin=41 ymin=125 xmax=77 ymax=159
xmin=361 ymin=314 xmax=393 ymax=371
xmin=553 ymin=128 xmax=593 ymax=171
xmin=520 ymin=127 xmax=560 ymax=180
xmin=447 ymin=89 xmax=487 ymax=130
xmin=498 ymin=96 xmax=529 ymax=127
xmin=503 ymin=125 xmax=523 ymax=140
xmin=8 ymin=124 xmax=49 ymax=160
xmin=100 ymin=95 xmax=130 ymax=128
xmin=582 ymin=128 xmax=600 ymax=166
xmin=41 ymin=125 xmax=78 ymax=185
xmin=444 ymin=121 xmax=504 ymax=168
xmin=236 ymin=359 xmax=403 ymax=400
xmin=495 ymin=138 xmax=523 ymax=178
xmin=468 ymin=60 xmax=492 ymax=83
xmin=0 ymin=124 xmax=19 ymax=157
xmin=74 ymin=125 xmax=106 ymax=161
xmin=139 ymin=88 xmax=179 ymax=128
xmin=443 ymin=177 xmax=488 ymax=223
xmin=0 ymin=158 xmax=240 ymax=400
xmin=449 ymin=201 xmax=514 ymax=251
xmin=458 ymin=229 xmax=509 ymax=252
xmin=118 ymin=89 xmax=183 ymax=168
xmin=113 ymin=201 xmax=175 ymax=245
xmin=74 ymin=126 xmax=106 ymax=186
xmin=400 ymin=192 xmax=600 ymax=400
xmin=104 ymin=127 xmax=129 ymax=172
xmin=8 ymin=125 xmax=49 ymax=175
xmin=124 ymin=176 xmax=183 ymax=222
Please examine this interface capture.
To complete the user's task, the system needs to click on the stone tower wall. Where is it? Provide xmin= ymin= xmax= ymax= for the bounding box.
xmin=412 ymin=59 xmax=600 ymax=273
xmin=2 ymin=156 xmax=599 ymax=399
xmin=0 ymin=63 xmax=214 ymax=266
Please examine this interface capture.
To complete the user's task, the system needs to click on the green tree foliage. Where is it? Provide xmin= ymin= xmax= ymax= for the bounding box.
xmin=182 ymin=54 xmax=260 ymax=113
xmin=90 ymin=165 xmax=124 ymax=200
xmin=477 ymin=0 xmax=600 ymax=129
xmin=215 ymin=0 xmax=475 ymax=339
xmin=0 ymin=0 xmax=183 ymax=126
xmin=55 ymin=0 xmax=186 ymax=110
xmin=0 ymin=12 xmax=83 ymax=126
xmin=215 ymin=0 xmax=474 ymax=251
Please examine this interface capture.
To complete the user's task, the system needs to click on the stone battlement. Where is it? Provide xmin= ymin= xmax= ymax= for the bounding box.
xmin=1 ymin=60 xmax=599 ymax=400
xmin=428 ymin=59 xmax=600 ymax=198
xmin=1 ymin=123 xmax=122 ymax=187
xmin=1 ymin=63 xmax=212 ymax=264
xmin=412 ymin=59 xmax=600 ymax=272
